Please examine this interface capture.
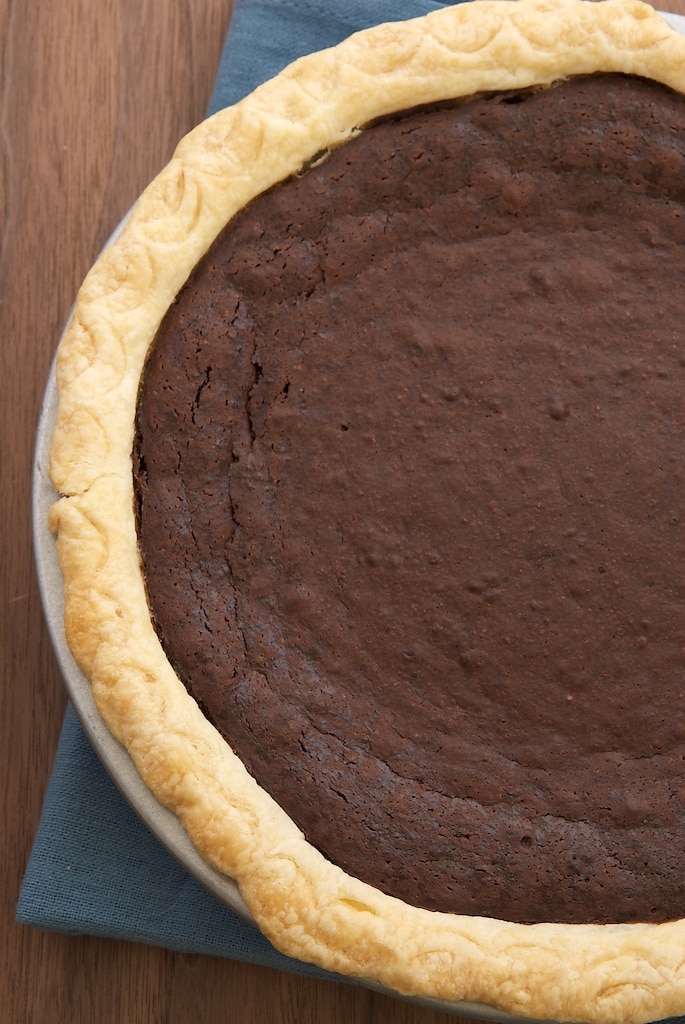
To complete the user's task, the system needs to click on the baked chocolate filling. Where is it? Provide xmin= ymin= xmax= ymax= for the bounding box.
xmin=134 ymin=74 xmax=685 ymax=925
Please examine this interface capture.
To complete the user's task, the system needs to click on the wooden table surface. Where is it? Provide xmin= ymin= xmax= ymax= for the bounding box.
xmin=3 ymin=2 xmax=685 ymax=1022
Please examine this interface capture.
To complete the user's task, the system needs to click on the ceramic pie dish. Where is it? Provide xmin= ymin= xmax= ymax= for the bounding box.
xmin=36 ymin=1 xmax=685 ymax=1020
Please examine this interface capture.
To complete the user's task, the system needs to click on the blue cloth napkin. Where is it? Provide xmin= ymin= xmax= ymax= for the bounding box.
xmin=17 ymin=2 xmax=685 ymax=1020
xmin=18 ymin=704 xmax=339 ymax=979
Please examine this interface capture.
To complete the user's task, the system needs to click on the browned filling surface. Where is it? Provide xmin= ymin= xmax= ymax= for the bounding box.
xmin=134 ymin=74 xmax=685 ymax=924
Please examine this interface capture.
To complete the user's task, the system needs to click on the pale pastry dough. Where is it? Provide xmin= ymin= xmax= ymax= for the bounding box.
xmin=49 ymin=2 xmax=685 ymax=1021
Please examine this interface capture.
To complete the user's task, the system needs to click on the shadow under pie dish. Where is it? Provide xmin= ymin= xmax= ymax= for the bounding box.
xmin=42 ymin=0 xmax=685 ymax=1019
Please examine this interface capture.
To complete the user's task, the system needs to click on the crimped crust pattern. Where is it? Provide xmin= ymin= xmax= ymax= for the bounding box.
xmin=49 ymin=2 xmax=685 ymax=1021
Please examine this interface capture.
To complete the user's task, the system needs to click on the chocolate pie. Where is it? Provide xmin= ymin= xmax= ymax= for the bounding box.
xmin=48 ymin=1 xmax=685 ymax=1020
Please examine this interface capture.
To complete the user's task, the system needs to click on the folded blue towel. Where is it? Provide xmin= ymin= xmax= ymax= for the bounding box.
xmin=18 ymin=703 xmax=338 ymax=978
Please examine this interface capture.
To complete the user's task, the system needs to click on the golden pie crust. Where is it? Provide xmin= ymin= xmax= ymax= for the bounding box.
xmin=49 ymin=1 xmax=685 ymax=1020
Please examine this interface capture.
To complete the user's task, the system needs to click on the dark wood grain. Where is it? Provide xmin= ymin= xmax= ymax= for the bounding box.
xmin=2 ymin=2 xmax=685 ymax=1022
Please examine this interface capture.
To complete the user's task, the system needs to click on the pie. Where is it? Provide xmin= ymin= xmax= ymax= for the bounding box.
xmin=48 ymin=1 xmax=685 ymax=1020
